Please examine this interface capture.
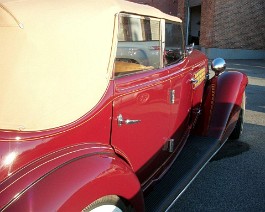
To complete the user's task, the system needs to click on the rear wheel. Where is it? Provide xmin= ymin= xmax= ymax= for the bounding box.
xmin=82 ymin=195 xmax=128 ymax=212
xmin=229 ymin=92 xmax=246 ymax=140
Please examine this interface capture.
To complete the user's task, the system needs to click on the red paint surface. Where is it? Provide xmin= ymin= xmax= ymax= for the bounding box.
xmin=0 ymin=49 xmax=247 ymax=211
xmin=193 ymin=70 xmax=248 ymax=139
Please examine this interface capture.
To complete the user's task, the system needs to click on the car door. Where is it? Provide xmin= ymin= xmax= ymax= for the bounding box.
xmin=112 ymin=69 xmax=172 ymax=184
xmin=111 ymin=14 xmax=172 ymax=185
xmin=164 ymin=21 xmax=193 ymax=153
xmin=189 ymin=53 xmax=208 ymax=124
xmin=168 ymin=60 xmax=193 ymax=149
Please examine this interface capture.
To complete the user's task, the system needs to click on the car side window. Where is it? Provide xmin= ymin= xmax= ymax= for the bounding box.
xmin=115 ymin=14 xmax=161 ymax=77
xmin=164 ymin=21 xmax=184 ymax=66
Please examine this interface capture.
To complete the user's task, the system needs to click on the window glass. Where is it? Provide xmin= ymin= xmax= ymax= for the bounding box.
xmin=164 ymin=21 xmax=184 ymax=66
xmin=115 ymin=14 xmax=161 ymax=77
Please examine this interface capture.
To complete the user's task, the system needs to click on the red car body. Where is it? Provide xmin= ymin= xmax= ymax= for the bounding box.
xmin=0 ymin=0 xmax=247 ymax=211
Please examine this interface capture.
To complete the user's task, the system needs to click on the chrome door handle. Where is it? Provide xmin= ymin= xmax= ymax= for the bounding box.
xmin=117 ymin=114 xmax=141 ymax=126
xmin=124 ymin=119 xmax=141 ymax=125
xmin=190 ymin=78 xmax=198 ymax=84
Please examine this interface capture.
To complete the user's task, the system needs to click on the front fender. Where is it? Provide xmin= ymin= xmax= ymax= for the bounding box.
xmin=194 ymin=71 xmax=248 ymax=140
xmin=1 ymin=149 xmax=144 ymax=212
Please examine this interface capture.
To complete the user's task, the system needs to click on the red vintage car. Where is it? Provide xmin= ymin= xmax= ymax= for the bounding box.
xmin=0 ymin=0 xmax=247 ymax=211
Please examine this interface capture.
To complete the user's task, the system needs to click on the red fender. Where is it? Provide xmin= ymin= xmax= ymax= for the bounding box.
xmin=193 ymin=71 xmax=248 ymax=140
xmin=1 ymin=147 xmax=144 ymax=212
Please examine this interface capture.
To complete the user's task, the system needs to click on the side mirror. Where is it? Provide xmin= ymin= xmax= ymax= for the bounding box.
xmin=211 ymin=58 xmax=226 ymax=76
xmin=185 ymin=43 xmax=194 ymax=55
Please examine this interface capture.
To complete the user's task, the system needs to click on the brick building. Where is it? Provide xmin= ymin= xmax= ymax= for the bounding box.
xmin=128 ymin=0 xmax=265 ymax=59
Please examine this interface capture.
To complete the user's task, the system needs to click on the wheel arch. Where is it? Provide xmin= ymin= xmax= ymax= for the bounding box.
xmin=3 ymin=153 xmax=144 ymax=212
xmin=193 ymin=71 xmax=248 ymax=140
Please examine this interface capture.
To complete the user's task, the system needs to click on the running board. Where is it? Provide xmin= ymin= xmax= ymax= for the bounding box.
xmin=144 ymin=136 xmax=222 ymax=212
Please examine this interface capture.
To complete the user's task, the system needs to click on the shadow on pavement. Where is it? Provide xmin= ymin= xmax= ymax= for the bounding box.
xmin=210 ymin=140 xmax=250 ymax=162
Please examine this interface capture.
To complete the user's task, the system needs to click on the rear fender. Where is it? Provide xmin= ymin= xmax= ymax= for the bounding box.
xmin=193 ymin=71 xmax=248 ymax=140
xmin=3 ymin=152 xmax=144 ymax=212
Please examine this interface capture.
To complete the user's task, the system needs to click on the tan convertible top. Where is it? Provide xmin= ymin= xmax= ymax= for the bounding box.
xmin=0 ymin=0 xmax=181 ymax=131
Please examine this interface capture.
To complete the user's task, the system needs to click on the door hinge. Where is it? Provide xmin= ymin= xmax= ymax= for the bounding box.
xmin=170 ymin=90 xmax=175 ymax=104
xmin=163 ymin=139 xmax=175 ymax=153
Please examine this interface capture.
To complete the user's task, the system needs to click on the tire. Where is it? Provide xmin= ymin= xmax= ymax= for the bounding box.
xmin=82 ymin=195 xmax=129 ymax=212
xmin=229 ymin=92 xmax=246 ymax=140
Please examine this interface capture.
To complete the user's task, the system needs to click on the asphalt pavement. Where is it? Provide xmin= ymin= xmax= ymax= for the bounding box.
xmin=169 ymin=60 xmax=265 ymax=212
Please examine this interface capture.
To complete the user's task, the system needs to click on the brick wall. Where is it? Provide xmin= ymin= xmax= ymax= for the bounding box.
xmin=127 ymin=0 xmax=265 ymax=50
xmin=201 ymin=0 xmax=265 ymax=50
xmin=177 ymin=0 xmax=185 ymax=20
xmin=200 ymin=0 xmax=215 ymax=48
